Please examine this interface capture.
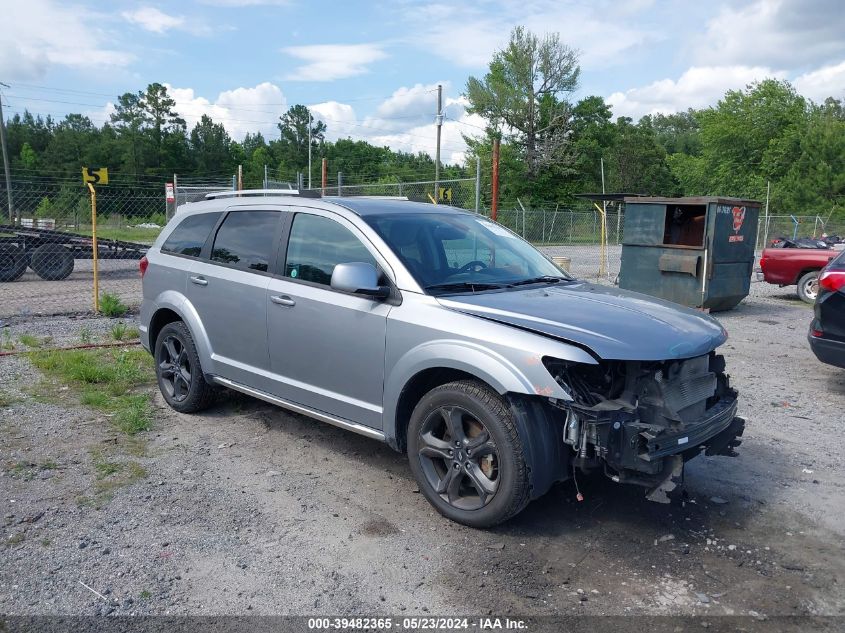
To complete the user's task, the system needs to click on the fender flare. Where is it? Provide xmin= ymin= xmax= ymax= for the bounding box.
xmin=149 ymin=292 xmax=214 ymax=371
xmin=383 ymin=340 xmax=544 ymax=447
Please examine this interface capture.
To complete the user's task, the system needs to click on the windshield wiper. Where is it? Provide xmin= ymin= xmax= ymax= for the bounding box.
xmin=424 ymin=281 xmax=505 ymax=293
xmin=507 ymin=275 xmax=569 ymax=287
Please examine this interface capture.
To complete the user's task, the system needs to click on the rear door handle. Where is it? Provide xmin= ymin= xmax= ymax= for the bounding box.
xmin=270 ymin=295 xmax=296 ymax=307
xmin=190 ymin=276 xmax=208 ymax=286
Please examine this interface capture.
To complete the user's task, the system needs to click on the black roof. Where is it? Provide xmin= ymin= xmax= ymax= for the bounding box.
xmin=324 ymin=197 xmax=467 ymax=216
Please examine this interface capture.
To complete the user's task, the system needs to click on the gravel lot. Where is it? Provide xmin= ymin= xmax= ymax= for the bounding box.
xmin=1 ymin=282 xmax=843 ymax=620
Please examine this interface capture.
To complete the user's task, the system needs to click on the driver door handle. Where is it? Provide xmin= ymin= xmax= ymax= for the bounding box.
xmin=270 ymin=295 xmax=296 ymax=307
xmin=189 ymin=276 xmax=208 ymax=286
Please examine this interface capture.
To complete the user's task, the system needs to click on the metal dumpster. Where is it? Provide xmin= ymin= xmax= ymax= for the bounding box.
xmin=619 ymin=196 xmax=760 ymax=311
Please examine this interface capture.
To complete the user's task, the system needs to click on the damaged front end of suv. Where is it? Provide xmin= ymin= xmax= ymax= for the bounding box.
xmin=542 ymin=352 xmax=745 ymax=502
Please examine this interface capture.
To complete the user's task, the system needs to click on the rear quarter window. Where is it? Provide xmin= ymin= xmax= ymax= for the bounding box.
xmin=161 ymin=212 xmax=222 ymax=257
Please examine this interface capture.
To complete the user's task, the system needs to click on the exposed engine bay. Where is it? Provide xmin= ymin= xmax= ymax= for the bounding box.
xmin=542 ymin=352 xmax=745 ymax=502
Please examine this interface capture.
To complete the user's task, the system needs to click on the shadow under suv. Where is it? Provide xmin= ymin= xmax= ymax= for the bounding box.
xmin=140 ymin=191 xmax=745 ymax=527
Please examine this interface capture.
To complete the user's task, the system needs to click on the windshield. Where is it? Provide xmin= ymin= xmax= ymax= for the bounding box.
xmin=365 ymin=212 xmax=571 ymax=293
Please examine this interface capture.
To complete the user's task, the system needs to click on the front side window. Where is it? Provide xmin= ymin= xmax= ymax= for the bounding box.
xmin=285 ymin=214 xmax=377 ymax=286
xmin=210 ymin=211 xmax=280 ymax=272
xmin=161 ymin=212 xmax=222 ymax=257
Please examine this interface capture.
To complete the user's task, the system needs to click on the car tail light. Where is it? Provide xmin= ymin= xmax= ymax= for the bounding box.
xmin=819 ymin=270 xmax=845 ymax=292
xmin=139 ymin=256 xmax=149 ymax=278
xmin=811 ymin=327 xmax=824 ymax=338
xmin=759 ymin=256 xmax=767 ymax=269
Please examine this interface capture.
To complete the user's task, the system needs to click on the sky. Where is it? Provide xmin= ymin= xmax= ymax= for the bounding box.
xmin=1 ymin=0 xmax=844 ymax=165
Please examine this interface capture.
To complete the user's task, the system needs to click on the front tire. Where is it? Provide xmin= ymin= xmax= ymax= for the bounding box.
xmin=155 ymin=322 xmax=215 ymax=413
xmin=407 ymin=380 xmax=530 ymax=528
xmin=797 ymin=271 xmax=819 ymax=304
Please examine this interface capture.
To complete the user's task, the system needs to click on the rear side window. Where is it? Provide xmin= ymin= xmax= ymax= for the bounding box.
xmin=285 ymin=213 xmax=376 ymax=285
xmin=161 ymin=212 xmax=222 ymax=257
xmin=211 ymin=211 xmax=280 ymax=273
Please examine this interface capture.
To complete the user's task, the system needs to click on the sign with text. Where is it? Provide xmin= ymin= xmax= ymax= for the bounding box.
xmin=82 ymin=167 xmax=109 ymax=185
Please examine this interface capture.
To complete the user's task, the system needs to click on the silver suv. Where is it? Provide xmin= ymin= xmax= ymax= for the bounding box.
xmin=140 ymin=192 xmax=745 ymax=527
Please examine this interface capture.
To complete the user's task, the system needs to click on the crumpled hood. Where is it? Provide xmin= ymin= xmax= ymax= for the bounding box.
xmin=438 ymin=281 xmax=727 ymax=361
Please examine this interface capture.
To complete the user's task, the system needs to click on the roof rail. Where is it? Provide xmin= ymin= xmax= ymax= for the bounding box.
xmin=346 ymin=195 xmax=409 ymax=201
xmin=205 ymin=189 xmax=321 ymax=200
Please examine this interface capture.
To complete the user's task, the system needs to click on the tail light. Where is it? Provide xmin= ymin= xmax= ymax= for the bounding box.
xmin=819 ymin=270 xmax=845 ymax=292
xmin=139 ymin=255 xmax=149 ymax=278
xmin=759 ymin=256 xmax=767 ymax=270
xmin=811 ymin=327 xmax=824 ymax=338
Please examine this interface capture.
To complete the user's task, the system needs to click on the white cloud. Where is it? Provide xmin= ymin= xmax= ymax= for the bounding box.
xmin=199 ymin=0 xmax=289 ymax=5
xmin=399 ymin=1 xmax=657 ymax=70
xmin=0 ymin=0 xmax=133 ymax=79
xmin=606 ymin=65 xmax=786 ymax=119
xmin=793 ymin=60 xmax=845 ymax=102
xmin=697 ymin=0 xmax=845 ymax=68
xmin=166 ymin=82 xmax=287 ymax=140
xmin=121 ymin=7 xmax=185 ymax=34
xmin=309 ymin=85 xmax=486 ymax=165
xmin=282 ymin=44 xmax=387 ymax=81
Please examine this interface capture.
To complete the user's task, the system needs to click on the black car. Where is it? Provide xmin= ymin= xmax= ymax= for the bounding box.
xmin=809 ymin=249 xmax=845 ymax=369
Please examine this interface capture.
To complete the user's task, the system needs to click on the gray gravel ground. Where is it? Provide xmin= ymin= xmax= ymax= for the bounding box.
xmin=1 ymin=281 xmax=843 ymax=618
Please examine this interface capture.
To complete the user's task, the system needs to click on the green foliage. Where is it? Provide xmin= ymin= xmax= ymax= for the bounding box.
xmin=29 ymin=347 xmax=155 ymax=435
xmin=466 ymin=26 xmax=580 ymax=180
xmin=99 ymin=292 xmax=128 ymax=317
xmin=35 ymin=196 xmax=54 ymax=219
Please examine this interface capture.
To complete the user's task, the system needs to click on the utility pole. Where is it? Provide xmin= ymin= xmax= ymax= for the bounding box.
xmin=0 ymin=82 xmax=13 ymax=224
xmin=307 ymin=112 xmax=312 ymax=190
xmin=434 ymin=84 xmax=442 ymax=204
xmin=321 ymin=158 xmax=327 ymax=196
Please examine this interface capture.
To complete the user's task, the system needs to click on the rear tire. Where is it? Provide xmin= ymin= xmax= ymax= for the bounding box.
xmin=0 ymin=246 xmax=29 ymax=282
xmin=30 ymin=244 xmax=74 ymax=281
xmin=797 ymin=271 xmax=819 ymax=304
xmin=407 ymin=380 xmax=530 ymax=528
xmin=154 ymin=321 xmax=215 ymax=413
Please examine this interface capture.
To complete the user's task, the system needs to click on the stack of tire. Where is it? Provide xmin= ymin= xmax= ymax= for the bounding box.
xmin=0 ymin=244 xmax=74 ymax=282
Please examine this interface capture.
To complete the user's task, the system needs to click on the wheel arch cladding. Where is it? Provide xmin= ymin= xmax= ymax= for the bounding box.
xmin=506 ymin=394 xmax=571 ymax=500
xmin=384 ymin=343 xmax=544 ymax=452
xmin=391 ymin=367 xmax=482 ymax=452
xmin=148 ymin=307 xmax=182 ymax=353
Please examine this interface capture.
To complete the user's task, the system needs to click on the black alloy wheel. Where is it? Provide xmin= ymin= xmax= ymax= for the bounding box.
xmin=417 ymin=405 xmax=500 ymax=510
xmin=154 ymin=321 xmax=215 ymax=413
xmin=157 ymin=334 xmax=192 ymax=403
xmin=407 ymin=380 xmax=530 ymax=527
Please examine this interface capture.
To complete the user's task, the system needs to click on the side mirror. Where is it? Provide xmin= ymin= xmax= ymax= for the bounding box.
xmin=330 ymin=262 xmax=390 ymax=299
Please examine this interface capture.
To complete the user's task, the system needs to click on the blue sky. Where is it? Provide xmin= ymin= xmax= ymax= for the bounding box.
xmin=2 ymin=0 xmax=845 ymax=163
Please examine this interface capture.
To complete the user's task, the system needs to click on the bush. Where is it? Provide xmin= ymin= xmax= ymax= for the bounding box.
xmin=35 ymin=197 xmax=54 ymax=219
xmin=99 ymin=292 xmax=128 ymax=317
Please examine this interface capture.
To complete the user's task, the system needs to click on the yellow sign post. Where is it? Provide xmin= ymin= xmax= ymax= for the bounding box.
xmin=82 ymin=167 xmax=109 ymax=185
xmin=87 ymin=182 xmax=99 ymax=313
xmin=83 ymin=168 xmax=108 ymax=312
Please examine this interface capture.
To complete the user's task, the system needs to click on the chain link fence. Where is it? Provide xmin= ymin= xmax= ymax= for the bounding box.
xmin=5 ymin=171 xmax=843 ymax=319
xmin=1 ymin=180 xmax=167 ymax=318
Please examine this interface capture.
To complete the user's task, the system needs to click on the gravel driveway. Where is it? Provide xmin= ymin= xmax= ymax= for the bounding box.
xmin=1 ymin=283 xmax=843 ymax=620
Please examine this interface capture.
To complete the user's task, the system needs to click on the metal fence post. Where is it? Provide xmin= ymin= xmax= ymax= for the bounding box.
xmin=338 ymin=172 xmax=343 ymax=196
xmin=475 ymin=156 xmax=481 ymax=213
xmin=87 ymin=183 xmax=99 ymax=313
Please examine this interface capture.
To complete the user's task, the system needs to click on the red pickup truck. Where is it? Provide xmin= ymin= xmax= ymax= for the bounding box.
xmin=759 ymin=247 xmax=840 ymax=303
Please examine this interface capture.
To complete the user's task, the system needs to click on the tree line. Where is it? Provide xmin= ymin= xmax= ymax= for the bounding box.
xmin=3 ymin=26 xmax=844 ymax=221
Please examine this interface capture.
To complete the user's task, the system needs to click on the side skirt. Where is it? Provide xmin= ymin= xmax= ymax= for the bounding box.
xmin=210 ymin=376 xmax=387 ymax=442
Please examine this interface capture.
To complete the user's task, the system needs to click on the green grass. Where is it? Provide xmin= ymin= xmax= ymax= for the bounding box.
xmin=110 ymin=322 xmax=128 ymax=341
xmin=1 ymin=329 xmax=14 ymax=351
xmin=0 ymin=392 xmax=14 ymax=408
xmin=82 ymin=450 xmax=148 ymax=507
xmin=29 ymin=347 xmax=155 ymax=435
xmin=79 ymin=327 xmax=93 ymax=344
xmin=18 ymin=333 xmax=42 ymax=348
xmin=99 ymin=293 xmax=128 ymax=318
xmin=140 ymin=590 xmax=152 ymax=600
xmin=77 ymin=225 xmax=162 ymax=245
